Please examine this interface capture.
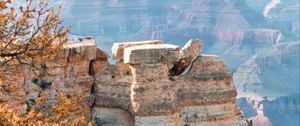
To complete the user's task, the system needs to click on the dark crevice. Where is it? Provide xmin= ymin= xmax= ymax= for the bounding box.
xmin=26 ymin=98 xmax=36 ymax=113
xmin=181 ymin=63 xmax=193 ymax=76
xmin=169 ymin=57 xmax=197 ymax=77
xmin=246 ymin=119 xmax=253 ymax=126
xmin=31 ymin=78 xmax=52 ymax=90
xmin=89 ymin=60 xmax=96 ymax=76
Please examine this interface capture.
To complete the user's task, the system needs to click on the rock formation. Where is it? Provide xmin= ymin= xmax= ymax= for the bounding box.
xmin=0 ymin=38 xmax=97 ymax=125
xmin=93 ymin=39 xmax=248 ymax=126
xmin=169 ymin=39 xmax=203 ymax=76
xmin=0 ymin=38 xmax=247 ymax=126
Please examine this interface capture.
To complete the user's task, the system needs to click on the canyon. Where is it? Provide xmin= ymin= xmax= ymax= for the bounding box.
xmin=2 ymin=0 xmax=299 ymax=125
xmin=58 ymin=1 xmax=299 ymax=125
xmin=11 ymin=0 xmax=299 ymax=125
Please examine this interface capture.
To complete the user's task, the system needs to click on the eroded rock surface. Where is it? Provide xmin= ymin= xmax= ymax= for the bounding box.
xmin=0 ymin=38 xmax=247 ymax=126
xmin=92 ymin=107 xmax=134 ymax=126
xmin=0 ymin=38 xmax=98 ymax=125
xmin=93 ymin=40 xmax=247 ymax=126
xmin=175 ymin=55 xmax=246 ymax=126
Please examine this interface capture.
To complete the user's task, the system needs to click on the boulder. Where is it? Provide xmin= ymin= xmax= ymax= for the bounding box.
xmin=169 ymin=39 xmax=203 ymax=76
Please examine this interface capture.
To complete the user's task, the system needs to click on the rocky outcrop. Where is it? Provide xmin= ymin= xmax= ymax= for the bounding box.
xmin=0 ymin=38 xmax=247 ymax=126
xmin=93 ymin=39 xmax=247 ymax=126
xmin=175 ymin=55 xmax=246 ymax=126
xmin=0 ymin=38 xmax=97 ymax=125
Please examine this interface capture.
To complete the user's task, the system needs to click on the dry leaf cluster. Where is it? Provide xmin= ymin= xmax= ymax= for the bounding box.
xmin=0 ymin=0 xmax=69 ymax=72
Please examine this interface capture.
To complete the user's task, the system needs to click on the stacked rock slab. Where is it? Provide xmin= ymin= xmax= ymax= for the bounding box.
xmin=112 ymin=40 xmax=163 ymax=61
xmin=125 ymin=44 xmax=180 ymax=126
xmin=93 ymin=39 xmax=247 ymax=126
xmin=92 ymin=40 xmax=165 ymax=125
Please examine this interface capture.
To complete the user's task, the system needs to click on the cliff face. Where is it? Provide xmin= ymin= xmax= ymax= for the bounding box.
xmin=0 ymin=38 xmax=247 ymax=126
xmin=92 ymin=39 xmax=247 ymax=126
xmin=0 ymin=38 xmax=97 ymax=125
xmin=234 ymin=41 xmax=300 ymax=126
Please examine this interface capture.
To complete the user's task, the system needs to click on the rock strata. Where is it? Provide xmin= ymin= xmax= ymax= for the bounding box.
xmin=0 ymin=37 xmax=97 ymax=125
xmin=112 ymin=40 xmax=163 ymax=61
xmin=0 ymin=38 xmax=247 ymax=126
xmin=93 ymin=40 xmax=247 ymax=126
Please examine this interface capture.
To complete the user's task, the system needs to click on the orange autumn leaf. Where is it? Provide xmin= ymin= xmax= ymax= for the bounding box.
xmin=0 ymin=0 xmax=69 ymax=73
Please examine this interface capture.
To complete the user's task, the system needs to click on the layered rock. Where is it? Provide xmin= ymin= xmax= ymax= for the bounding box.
xmin=0 ymin=37 xmax=98 ymax=125
xmin=112 ymin=40 xmax=163 ymax=61
xmin=234 ymin=42 xmax=300 ymax=126
xmin=125 ymin=44 xmax=179 ymax=125
xmin=175 ymin=55 xmax=246 ymax=126
xmin=93 ymin=39 xmax=248 ymax=126
xmin=1 ymin=38 xmax=247 ymax=126
xmin=92 ymin=107 xmax=135 ymax=126
xmin=92 ymin=62 xmax=133 ymax=112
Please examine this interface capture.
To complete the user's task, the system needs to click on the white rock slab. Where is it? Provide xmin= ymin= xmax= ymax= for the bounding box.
xmin=112 ymin=40 xmax=163 ymax=61
xmin=123 ymin=44 xmax=179 ymax=65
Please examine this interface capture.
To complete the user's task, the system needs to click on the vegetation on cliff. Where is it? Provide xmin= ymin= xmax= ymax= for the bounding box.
xmin=0 ymin=91 xmax=92 ymax=126
xmin=0 ymin=1 xmax=94 ymax=125
xmin=0 ymin=0 xmax=69 ymax=72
